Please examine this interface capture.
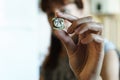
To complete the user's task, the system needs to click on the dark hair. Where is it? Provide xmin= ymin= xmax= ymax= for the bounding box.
xmin=40 ymin=0 xmax=83 ymax=70
xmin=40 ymin=0 xmax=83 ymax=12
xmin=43 ymin=34 xmax=62 ymax=70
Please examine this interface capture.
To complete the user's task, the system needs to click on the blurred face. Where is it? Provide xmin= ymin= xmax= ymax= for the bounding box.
xmin=47 ymin=2 xmax=84 ymax=31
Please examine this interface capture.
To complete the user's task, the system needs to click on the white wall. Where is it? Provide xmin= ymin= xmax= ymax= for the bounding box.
xmin=0 ymin=0 xmax=50 ymax=80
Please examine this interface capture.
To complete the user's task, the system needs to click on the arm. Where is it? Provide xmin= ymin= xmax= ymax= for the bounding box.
xmin=101 ymin=50 xmax=119 ymax=80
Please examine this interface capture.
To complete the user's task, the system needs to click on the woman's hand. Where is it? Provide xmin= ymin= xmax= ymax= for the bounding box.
xmin=53 ymin=12 xmax=104 ymax=80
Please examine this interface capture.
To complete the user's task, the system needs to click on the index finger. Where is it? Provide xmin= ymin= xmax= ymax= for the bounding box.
xmin=55 ymin=11 xmax=78 ymax=22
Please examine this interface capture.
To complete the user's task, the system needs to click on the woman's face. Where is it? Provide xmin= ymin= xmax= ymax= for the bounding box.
xmin=47 ymin=2 xmax=84 ymax=31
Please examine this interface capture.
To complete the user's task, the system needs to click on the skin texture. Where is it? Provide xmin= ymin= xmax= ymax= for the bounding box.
xmin=101 ymin=50 xmax=119 ymax=80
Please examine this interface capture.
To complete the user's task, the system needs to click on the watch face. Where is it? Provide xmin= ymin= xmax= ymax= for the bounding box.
xmin=52 ymin=18 xmax=65 ymax=30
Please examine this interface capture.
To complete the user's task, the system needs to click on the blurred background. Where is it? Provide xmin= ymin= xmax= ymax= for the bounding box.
xmin=0 ymin=0 xmax=120 ymax=80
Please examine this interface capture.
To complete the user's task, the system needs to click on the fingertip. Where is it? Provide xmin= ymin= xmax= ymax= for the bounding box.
xmin=55 ymin=11 xmax=63 ymax=17
xmin=94 ymin=37 xmax=104 ymax=43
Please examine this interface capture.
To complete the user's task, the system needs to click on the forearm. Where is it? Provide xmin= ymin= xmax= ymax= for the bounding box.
xmin=101 ymin=50 xmax=119 ymax=80
xmin=78 ymin=76 xmax=102 ymax=80
xmin=77 ymin=46 xmax=104 ymax=80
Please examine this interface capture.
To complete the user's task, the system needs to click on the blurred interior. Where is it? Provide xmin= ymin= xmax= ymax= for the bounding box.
xmin=89 ymin=0 xmax=120 ymax=51
xmin=0 ymin=0 xmax=120 ymax=80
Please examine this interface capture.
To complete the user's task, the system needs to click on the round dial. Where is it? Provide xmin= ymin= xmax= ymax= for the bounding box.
xmin=52 ymin=18 xmax=65 ymax=30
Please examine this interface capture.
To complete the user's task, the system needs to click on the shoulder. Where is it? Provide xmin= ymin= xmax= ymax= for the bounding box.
xmin=104 ymin=39 xmax=116 ymax=53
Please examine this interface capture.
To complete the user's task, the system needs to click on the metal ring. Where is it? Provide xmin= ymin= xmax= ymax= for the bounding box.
xmin=52 ymin=18 xmax=65 ymax=30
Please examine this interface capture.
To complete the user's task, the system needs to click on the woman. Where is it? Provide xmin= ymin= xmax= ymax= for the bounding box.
xmin=40 ymin=0 xmax=119 ymax=80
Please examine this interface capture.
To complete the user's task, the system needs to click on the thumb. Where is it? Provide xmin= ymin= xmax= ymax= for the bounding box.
xmin=55 ymin=11 xmax=78 ymax=22
xmin=54 ymin=30 xmax=76 ymax=54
